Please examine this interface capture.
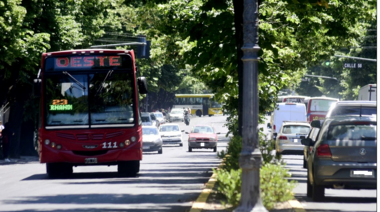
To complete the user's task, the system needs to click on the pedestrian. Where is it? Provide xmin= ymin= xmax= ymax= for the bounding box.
xmin=2 ymin=122 xmax=13 ymax=162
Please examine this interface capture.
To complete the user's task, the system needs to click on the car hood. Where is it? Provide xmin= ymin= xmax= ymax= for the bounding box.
xmin=160 ymin=131 xmax=181 ymax=136
xmin=189 ymin=133 xmax=216 ymax=139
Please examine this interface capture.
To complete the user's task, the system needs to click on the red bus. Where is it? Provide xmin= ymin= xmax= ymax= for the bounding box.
xmin=34 ymin=49 xmax=148 ymax=178
xmin=304 ymin=97 xmax=338 ymax=123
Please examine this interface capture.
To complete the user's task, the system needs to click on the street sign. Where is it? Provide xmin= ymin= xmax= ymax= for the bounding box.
xmin=344 ymin=63 xmax=362 ymax=68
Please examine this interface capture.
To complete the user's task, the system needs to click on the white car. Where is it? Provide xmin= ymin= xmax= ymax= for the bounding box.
xmin=142 ymin=126 xmax=163 ymax=154
xmin=168 ymin=109 xmax=184 ymax=122
xmin=275 ymin=121 xmax=311 ymax=156
xmin=159 ymin=123 xmax=184 ymax=146
xmin=151 ymin=112 xmax=166 ymax=124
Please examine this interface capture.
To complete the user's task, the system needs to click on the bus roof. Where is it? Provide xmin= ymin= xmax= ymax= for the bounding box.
xmin=175 ymin=94 xmax=214 ymax=98
xmin=44 ymin=49 xmax=133 ymax=56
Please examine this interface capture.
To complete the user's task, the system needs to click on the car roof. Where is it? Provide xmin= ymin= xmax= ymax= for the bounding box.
xmin=324 ymin=115 xmax=377 ymax=124
xmin=282 ymin=121 xmax=310 ymax=126
xmin=333 ymin=101 xmax=377 ymax=106
xmin=160 ymin=123 xmax=179 ymax=126
xmin=142 ymin=126 xmax=157 ymax=129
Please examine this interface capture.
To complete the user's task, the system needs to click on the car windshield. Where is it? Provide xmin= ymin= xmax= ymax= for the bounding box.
xmin=282 ymin=125 xmax=310 ymax=134
xmin=193 ymin=126 xmax=214 ymax=134
xmin=141 ymin=116 xmax=150 ymax=122
xmin=330 ymin=106 xmax=377 ymax=117
xmin=154 ymin=113 xmax=163 ymax=118
xmin=310 ymin=99 xmax=336 ymax=112
xmin=327 ymin=124 xmax=376 ymax=140
xmin=143 ymin=128 xmax=158 ymax=135
xmin=160 ymin=125 xmax=179 ymax=132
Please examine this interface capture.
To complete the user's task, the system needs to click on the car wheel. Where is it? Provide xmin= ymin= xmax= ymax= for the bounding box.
xmin=158 ymin=148 xmax=163 ymax=154
xmin=306 ymin=170 xmax=312 ymax=198
xmin=188 ymin=146 xmax=192 ymax=152
xmin=179 ymin=143 xmax=183 ymax=147
xmin=312 ymin=175 xmax=325 ymax=201
xmin=213 ymin=146 xmax=217 ymax=152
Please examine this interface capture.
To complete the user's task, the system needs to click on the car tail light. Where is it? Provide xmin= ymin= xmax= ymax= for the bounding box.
xmin=279 ymin=136 xmax=287 ymax=140
xmin=273 ymin=125 xmax=276 ymax=130
xmin=316 ymin=144 xmax=332 ymax=158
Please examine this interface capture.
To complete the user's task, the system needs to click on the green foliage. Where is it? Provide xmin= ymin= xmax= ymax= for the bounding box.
xmin=217 ymin=135 xmax=242 ymax=171
xmin=213 ymin=168 xmax=241 ymax=208
xmin=260 ymin=163 xmax=297 ymax=210
xmin=214 ymin=163 xmax=296 ymax=210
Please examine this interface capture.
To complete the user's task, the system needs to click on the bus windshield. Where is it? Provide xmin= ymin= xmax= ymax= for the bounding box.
xmin=45 ymin=71 xmax=135 ymax=128
xmin=309 ymin=99 xmax=336 ymax=112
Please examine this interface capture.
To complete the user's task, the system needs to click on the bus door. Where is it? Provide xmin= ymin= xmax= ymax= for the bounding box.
xmin=202 ymin=97 xmax=209 ymax=116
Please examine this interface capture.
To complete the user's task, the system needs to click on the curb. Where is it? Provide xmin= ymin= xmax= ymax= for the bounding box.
xmin=190 ymin=173 xmax=218 ymax=212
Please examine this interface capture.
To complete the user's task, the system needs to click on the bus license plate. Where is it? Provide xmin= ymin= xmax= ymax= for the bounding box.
xmin=85 ymin=158 xmax=98 ymax=164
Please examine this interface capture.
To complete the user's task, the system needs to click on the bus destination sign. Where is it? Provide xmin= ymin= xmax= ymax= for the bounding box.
xmin=55 ymin=56 xmax=121 ymax=69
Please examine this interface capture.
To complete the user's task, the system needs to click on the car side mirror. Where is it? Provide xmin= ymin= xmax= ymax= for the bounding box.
xmin=273 ymin=132 xmax=278 ymax=139
xmin=217 ymin=132 xmax=221 ymax=134
xmin=181 ymin=130 xmax=185 ymax=132
xmin=185 ymin=132 xmax=189 ymax=134
xmin=310 ymin=120 xmax=321 ymax=128
xmin=301 ymin=138 xmax=312 ymax=146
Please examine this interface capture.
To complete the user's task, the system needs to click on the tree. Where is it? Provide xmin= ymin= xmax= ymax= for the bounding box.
xmin=140 ymin=0 xmax=376 ymax=135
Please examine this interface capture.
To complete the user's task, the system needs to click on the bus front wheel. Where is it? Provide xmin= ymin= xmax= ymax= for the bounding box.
xmin=196 ymin=110 xmax=202 ymax=117
xmin=46 ymin=163 xmax=72 ymax=178
xmin=118 ymin=160 xmax=140 ymax=177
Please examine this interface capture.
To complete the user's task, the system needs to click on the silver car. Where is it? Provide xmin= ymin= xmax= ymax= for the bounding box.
xmin=275 ymin=121 xmax=311 ymax=156
xmin=159 ymin=124 xmax=184 ymax=146
xmin=305 ymin=115 xmax=377 ymax=201
xmin=142 ymin=126 xmax=163 ymax=154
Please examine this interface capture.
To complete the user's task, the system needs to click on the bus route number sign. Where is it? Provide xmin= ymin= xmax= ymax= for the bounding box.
xmin=50 ymin=99 xmax=73 ymax=111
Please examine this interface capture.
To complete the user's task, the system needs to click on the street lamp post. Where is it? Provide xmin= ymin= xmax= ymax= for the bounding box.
xmin=234 ymin=0 xmax=267 ymax=211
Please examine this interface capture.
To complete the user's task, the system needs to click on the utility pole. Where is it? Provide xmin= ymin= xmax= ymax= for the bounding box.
xmin=234 ymin=0 xmax=267 ymax=211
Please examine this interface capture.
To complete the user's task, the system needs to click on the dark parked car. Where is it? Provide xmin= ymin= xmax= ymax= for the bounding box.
xmin=305 ymin=116 xmax=377 ymax=201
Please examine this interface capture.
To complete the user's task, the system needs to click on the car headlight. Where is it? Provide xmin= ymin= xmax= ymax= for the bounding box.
xmin=209 ymin=137 xmax=216 ymax=141
xmin=189 ymin=137 xmax=196 ymax=141
xmin=155 ymin=138 xmax=162 ymax=143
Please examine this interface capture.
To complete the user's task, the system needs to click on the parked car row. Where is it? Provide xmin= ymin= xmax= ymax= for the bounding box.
xmin=142 ymin=123 xmax=220 ymax=154
xmin=299 ymin=100 xmax=377 ymax=202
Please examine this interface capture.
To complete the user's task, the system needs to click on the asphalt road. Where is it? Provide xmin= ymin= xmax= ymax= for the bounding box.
xmin=0 ymin=115 xmax=230 ymax=212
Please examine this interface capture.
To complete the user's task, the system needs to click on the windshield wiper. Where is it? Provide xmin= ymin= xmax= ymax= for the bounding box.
xmin=63 ymin=71 xmax=86 ymax=90
xmin=96 ymin=70 xmax=114 ymax=95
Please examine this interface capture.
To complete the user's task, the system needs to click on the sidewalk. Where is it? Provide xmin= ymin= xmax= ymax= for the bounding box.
xmin=0 ymin=156 xmax=39 ymax=165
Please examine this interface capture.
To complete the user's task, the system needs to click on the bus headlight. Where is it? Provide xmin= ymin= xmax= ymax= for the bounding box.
xmin=125 ymin=140 xmax=131 ymax=146
xmin=56 ymin=144 xmax=62 ymax=150
xmin=51 ymin=142 xmax=56 ymax=148
xmin=119 ymin=142 xmax=125 ymax=148
xmin=44 ymin=139 xmax=50 ymax=145
xmin=131 ymin=136 xmax=136 ymax=142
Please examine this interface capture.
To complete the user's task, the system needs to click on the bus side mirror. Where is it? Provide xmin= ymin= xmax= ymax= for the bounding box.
xmin=33 ymin=79 xmax=41 ymax=97
xmin=138 ymin=77 xmax=148 ymax=94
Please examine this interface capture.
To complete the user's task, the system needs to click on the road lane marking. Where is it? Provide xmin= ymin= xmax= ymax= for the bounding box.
xmin=190 ymin=173 xmax=217 ymax=212
xmin=288 ymin=199 xmax=306 ymax=212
